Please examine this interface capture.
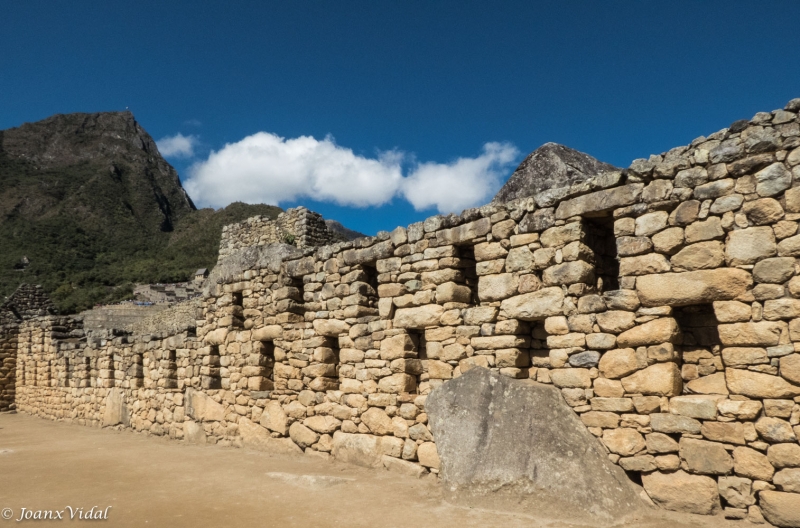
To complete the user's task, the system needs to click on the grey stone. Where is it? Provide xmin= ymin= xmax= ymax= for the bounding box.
xmin=426 ymin=368 xmax=646 ymax=523
xmin=569 ymin=350 xmax=601 ymax=368
xmin=493 ymin=143 xmax=618 ymax=205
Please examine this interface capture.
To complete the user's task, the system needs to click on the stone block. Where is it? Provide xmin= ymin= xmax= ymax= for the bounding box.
xmin=636 ymin=269 xmax=752 ymax=307
xmin=617 ymin=318 xmax=680 ymax=348
xmin=478 ymin=273 xmax=518 ymax=301
xmin=425 ymin=368 xmax=645 ymax=523
xmin=499 ymin=287 xmax=564 ymax=321
xmin=726 ymin=368 xmax=800 ymax=399
xmin=641 ymin=470 xmax=720 ymax=515
xmin=621 ymin=363 xmax=682 ymax=396
xmin=679 ymin=437 xmax=733 ymax=476
xmin=733 ymin=446 xmax=775 ymax=481
xmin=759 ymin=491 xmax=800 ymax=528
xmin=725 ymin=227 xmax=777 ymax=265
xmin=393 ymin=305 xmax=444 ymax=329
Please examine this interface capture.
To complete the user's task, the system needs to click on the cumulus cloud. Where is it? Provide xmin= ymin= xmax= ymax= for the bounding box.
xmin=183 ymin=132 xmax=518 ymax=213
xmin=401 ymin=142 xmax=518 ymax=213
xmin=156 ymin=133 xmax=198 ymax=158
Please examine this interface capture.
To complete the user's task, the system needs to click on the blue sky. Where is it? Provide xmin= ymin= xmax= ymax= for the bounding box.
xmin=2 ymin=1 xmax=799 ymax=235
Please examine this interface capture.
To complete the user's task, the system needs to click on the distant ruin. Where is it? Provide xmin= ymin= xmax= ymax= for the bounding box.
xmin=3 ymin=98 xmax=800 ymax=525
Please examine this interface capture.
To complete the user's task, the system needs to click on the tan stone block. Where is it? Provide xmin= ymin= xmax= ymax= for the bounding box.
xmin=540 ymin=222 xmax=583 ymax=247
xmin=759 ymin=491 xmax=800 ymax=527
xmin=504 ymin=247 xmax=534 ymax=273
xmin=252 ymin=325 xmax=282 ymax=341
xmin=685 ymin=217 xmax=725 ymax=244
xmin=542 ymin=261 xmax=595 ymax=285
xmin=717 ymin=399 xmax=763 ymax=420
xmin=686 ymin=372 xmax=729 ymax=395
xmin=619 ymin=455 xmax=656 ymax=472
xmin=753 ymin=257 xmax=796 ymax=284
xmin=259 ymin=401 xmax=289 ymax=435
xmin=652 ymin=227 xmax=685 ymax=255
xmin=726 ymin=368 xmax=800 ymax=399
xmin=635 ymin=211 xmax=668 ymax=237
xmin=499 ymin=287 xmax=564 ymax=321
xmin=718 ymin=322 xmax=786 ymax=347
xmin=717 ymin=476 xmax=756 ymax=509
xmin=714 ymin=301 xmax=754 ymax=323
xmin=591 ymin=397 xmax=633 ymax=412
xmin=619 ymin=254 xmax=671 ymax=276
xmin=722 ymin=347 xmax=769 ymax=367
xmin=596 ymin=310 xmax=636 ymax=333
xmin=593 ymin=377 xmax=624 ymax=397
xmin=377 ymin=373 xmax=416 ymax=394
xmin=602 ymin=427 xmax=646 ymax=456
xmin=655 ymin=454 xmax=681 ymax=471
xmin=633 ymin=396 xmax=663 ymax=414
xmin=621 ymin=363 xmax=682 ymax=397
xmin=417 ymin=442 xmax=440 ymax=469
xmin=393 ymin=305 xmax=444 ymax=329
xmin=646 ymin=432 xmax=679 ymax=454
xmin=599 ymin=348 xmax=639 ymax=379
xmin=725 ymin=227 xmax=777 ymax=265
xmin=360 ymin=407 xmax=393 ymax=435
xmin=303 ymin=415 xmax=341 ymax=435
xmin=289 ymin=422 xmax=319 ymax=449
xmin=774 ymin=469 xmax=800 ymax=494
xmin=781 ymin=354 xmax=800 ymax=384
xmin=733 ymin=446 xmax=775 ymax=481
xmin=756 ymin=416 xmax=797 ymax=443
xmin=636 ymin=269 xmax=752 ymax=307
xmin=670 ymin=241 xmax=725 ymax=271
xmin=743 ymin=198 xmax=785 ymax=225
xmin=617 ymin=318 xmax=680 ymax=348
xmin=768 ymin=444 xmax=800 ymax=469
xmin=580 ymin=411 xmax=619 ymax=428
xmin=641 ymin=470 xmax=720 ymax=515
xmin=680 ymin=437 xmax=733 ymax=476
xmin=586 ymin=333 xmax=616 ymax=350
xmin=669 ymin=395 xmax=721 ymax=420
xmin=765 ymin=299 xmax=800 ymax=320
xmin=426 ymin=360 xmax=453 ymax=380
xmin=546 ymin=333 xmax=586 ymax=348
xmin=549 ymin=368 xmax=591 ymax=388
xmin=701 ymin=421 xmax=746 ymax=445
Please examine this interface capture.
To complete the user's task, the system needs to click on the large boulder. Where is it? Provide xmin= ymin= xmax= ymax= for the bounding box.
xmin=102 ymin=388 xmax=129 ymax=427
xmin=425 ymin=368 xmax=646 ymax=523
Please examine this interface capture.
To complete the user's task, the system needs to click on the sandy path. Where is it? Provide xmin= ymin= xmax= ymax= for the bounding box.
xmin=0 ymin=414 xmax=753 ymax=527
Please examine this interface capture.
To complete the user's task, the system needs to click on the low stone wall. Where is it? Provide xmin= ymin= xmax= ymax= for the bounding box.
xmin=218 ymin=206 xmax=341 ymax=257
xmin=12 ymin=98 xmax=800 ymax=525
xmin=0 ymin=324 xmax=18 ymax=412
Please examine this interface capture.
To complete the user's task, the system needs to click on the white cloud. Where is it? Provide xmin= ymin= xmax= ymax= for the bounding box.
xmin=183 ymin=133 xmax=518 ymax=214
xmin=156 ymin=133 xmax=198 ymax=158
xmin=402 ymin=142 xmax=519 ymax=213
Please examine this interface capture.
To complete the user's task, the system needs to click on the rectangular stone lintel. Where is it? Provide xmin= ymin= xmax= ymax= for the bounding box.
xmin=555 ymin=184 xmax=644 ymax=220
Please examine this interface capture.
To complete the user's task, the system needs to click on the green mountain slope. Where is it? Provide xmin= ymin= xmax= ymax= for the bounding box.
xmin=0 ymin=112 xmax=280 ymax=313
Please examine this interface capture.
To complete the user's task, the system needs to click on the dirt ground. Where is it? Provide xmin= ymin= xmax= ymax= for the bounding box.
xmin=0 ymin=413 xmax=758 ymax=527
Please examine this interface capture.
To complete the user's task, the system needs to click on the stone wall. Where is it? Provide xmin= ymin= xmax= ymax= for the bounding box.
xmin=11 ymin=97 xmax=800 ymax=525
xmin=218 ymin=206 xmax=342 ymax=258
xmin=0 ymin=324 xmax=18 ymax=411
xmin=0 ymin=284 xmax=57 ymax=323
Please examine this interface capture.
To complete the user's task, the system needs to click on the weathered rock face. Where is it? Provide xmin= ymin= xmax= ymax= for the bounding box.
xmin=492 ymin=143 xmax=618 ymax=206
xmin=425 ymin=368 xmax=645 ymax=523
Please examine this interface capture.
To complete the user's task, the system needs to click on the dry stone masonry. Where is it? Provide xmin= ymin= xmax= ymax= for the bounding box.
xmin=218 ymin=206 xmax=344 ymax=258
xmin=4 ymin=97 xmax=800 ymax=526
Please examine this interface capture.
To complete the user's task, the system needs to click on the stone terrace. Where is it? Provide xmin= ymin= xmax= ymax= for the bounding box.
xmin=5 ymin=97 xmax=800 ymax=526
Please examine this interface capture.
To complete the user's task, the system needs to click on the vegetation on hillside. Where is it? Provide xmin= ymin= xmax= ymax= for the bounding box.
xmin=0 ymin=119 xmax=281 ymax=313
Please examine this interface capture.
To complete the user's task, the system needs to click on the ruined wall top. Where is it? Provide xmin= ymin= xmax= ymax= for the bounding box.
xmin=218 ymin=206 xmax=343 ymax=258
xmin=0 ymin=284 xmax=57 ymax=325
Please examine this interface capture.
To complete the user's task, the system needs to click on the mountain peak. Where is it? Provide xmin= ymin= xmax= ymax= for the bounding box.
xmin=492 ymin=143 xmax=617 ymax=204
